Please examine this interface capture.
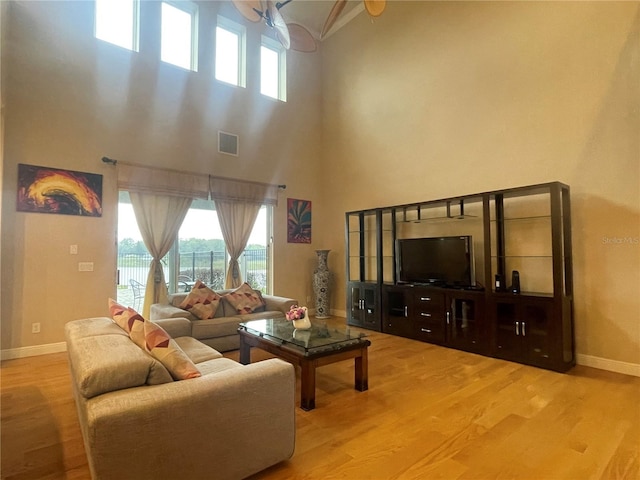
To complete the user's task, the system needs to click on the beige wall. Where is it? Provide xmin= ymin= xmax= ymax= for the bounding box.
xmin=319 ymin=2 xmax=639 ymax=365
xmin=1 ymin=0 xmax=322 ymax=350
xmin=2 ymin=1 xmax=639 ymax=369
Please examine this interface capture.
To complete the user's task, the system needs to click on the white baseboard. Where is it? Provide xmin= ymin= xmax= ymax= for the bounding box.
xmin=574 ymin=354 xmax=640 ymax=377
xmin=1 ymin=342 xmax=67 ymax=361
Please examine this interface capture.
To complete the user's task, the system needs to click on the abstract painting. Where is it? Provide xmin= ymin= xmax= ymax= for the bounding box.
xmin=287 ymin=198 xmax=311 ymax=243
xmin=17 ymin=164 xmax=103 ymax=217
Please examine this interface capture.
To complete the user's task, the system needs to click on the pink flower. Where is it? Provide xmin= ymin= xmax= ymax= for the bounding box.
xmin=285 ymin=305 xmax=306 ymax=321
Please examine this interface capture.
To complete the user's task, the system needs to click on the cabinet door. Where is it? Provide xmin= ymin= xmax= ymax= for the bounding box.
xmin=361 ymin=284 xmax=381 ymax=331
xmin=347 ymin=283 xmax=364 ymax=327
xmin=347 ymin=283 xmax=380 ymax=331
xmin=493 ymin=296 xmax=555 ymax=367
xmin=447 ymin=294 xmax=484 ymax=353
xmin=382 ymin=287 xmax=413 ymax=337
xmin=521 ymin=300 xmax=554 ymax=368
xmin=493 ymin=300 xmax=522 ymax=362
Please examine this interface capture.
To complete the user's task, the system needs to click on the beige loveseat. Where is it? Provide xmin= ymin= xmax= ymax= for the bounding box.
xmin=150 ymin=290 xmax=297 ymax=352
xmin=65 ymin=317 xmax=295 ymax=480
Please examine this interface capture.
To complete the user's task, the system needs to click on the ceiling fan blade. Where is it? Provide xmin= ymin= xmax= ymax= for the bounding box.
xmin=320 ymin=0 xmax=347 ymax=39
xmin=287 ymin=23 xmax=317 ymax=53
xmin=364 ymin=0 xmax=386 ymax=17
xmin=232 ymin=0 xmax=262 ymax=22
xmin=267 ymin=0 xmax=290 ymax=49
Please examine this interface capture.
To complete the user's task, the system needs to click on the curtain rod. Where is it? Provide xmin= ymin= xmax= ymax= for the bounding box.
xmin=102 ymin=156 xmax=286 ymax=190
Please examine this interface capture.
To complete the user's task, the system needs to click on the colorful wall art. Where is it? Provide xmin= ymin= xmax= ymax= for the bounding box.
xmin=287 ymin=198 xmax=311 ymax=243
xmin=17 ymin=164 xmax=103 ymax=217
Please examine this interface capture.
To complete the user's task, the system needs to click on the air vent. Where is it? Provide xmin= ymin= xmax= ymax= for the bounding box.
xmin=218 ymin=131 xmax=239 ymax=156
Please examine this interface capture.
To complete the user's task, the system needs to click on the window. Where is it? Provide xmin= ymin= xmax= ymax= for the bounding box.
xmin=161 ymin=1 xmax=198 ymax=71
xmin=117 ymin=193 xmax=272 ymax=307
xmin=261 ymin=36 xmax=286 ymax=101
xmin=215 ymin=16 xmax=246 ymax=87
xmin=95 ymin=0 xmax=139 ymax=51
xmin=173 ymin=202 xmax=271 ymax=293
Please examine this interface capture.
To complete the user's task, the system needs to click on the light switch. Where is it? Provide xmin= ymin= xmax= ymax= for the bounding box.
xmin=70 ymin=245 xmax=78 ymax=254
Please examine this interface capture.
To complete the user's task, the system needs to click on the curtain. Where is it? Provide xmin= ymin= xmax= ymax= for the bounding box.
xmin=214 ymin=199 xmax=261 ymax=289
xmin=130 ymin=192 xmax=192 ymax=317
xmin=209 ymin=176 xmax=279 ymax=288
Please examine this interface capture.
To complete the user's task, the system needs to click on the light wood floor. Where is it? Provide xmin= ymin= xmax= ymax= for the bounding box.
xmin=2 ymin=318 xmax=639 ymax=479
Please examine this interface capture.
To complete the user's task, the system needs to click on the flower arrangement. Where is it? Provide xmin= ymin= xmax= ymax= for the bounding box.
xmin=286 ymin=304 xmax=307 ymax=321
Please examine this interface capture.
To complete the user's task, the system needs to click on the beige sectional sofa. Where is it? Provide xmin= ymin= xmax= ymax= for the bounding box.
xmin=65 ymin=316 xmax=296 ymax=480
xmin=150 ymin=290 xmax=297 ymax=352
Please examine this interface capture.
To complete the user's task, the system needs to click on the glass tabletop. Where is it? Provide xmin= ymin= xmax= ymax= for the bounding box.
xmin=239 ymin=318 xmax=368 ymax=355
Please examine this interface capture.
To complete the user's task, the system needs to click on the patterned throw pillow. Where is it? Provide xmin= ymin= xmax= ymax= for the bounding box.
xmin=108 ymin=298 xmax=146 ymax=348
xmin=223 ymin=282 xmax=267 ymax=314
xmin=178 ymin=280 xmax=221 ymax=319
xmin=143 ymin=320 xmax=201 ymax=380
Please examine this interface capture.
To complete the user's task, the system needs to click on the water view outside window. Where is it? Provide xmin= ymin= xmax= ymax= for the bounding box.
xmin=117 ymin=194 xmax=269 ymax=308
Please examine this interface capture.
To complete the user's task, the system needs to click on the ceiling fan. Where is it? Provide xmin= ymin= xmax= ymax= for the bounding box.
xmin=232 ymin=0 xmax=317 ymax=52
xmin=321 ymin=0 xmax=386 ymax=39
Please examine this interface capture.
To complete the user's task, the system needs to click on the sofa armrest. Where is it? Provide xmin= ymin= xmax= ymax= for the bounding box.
xmin=153 ymin=317 xmax=192 ymax=338
xmin=150 ymin=303 xmax=193 ymax=321
xmin=84 ymin=359 xmax=295 ymax=480
xmin=265 ymin=295 xmax=298 ymax=314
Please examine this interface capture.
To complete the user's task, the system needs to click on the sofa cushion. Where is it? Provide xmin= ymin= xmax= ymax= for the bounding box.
xmin=174 ymin=336 xmax=223 ymax=364
xmin=108 ymin=299 xmax=146 ymax=348
xmin=178 ymin=280 xmax=221 ymax=320
xmin=143 ymin=321 xmax=201 ymax=380
xmin=223 ymin=283 xmax=267 ymax=314
xmin=196 ymin=357 xmax=245 ymax=376
xmin=191 ymin=315 xmax=244 ymax=340
xmin=65 ymin=318 xmax=173 ymax=399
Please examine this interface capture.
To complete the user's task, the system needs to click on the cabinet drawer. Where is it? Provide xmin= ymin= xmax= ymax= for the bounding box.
xmin=414 ymin=291 xmax=444 ymax=310
xmin=413 ymin=319 xmax=445 ymax=343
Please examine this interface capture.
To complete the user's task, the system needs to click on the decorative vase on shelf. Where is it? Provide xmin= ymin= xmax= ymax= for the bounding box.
xmin=292 ymin=306 xmax=311 ymax=330
xmin=313 ymin=250 xmax=331 ymax=319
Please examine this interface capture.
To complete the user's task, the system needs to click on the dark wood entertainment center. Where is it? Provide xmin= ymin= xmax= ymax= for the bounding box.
xmin=345 ymin=182 xmax=574 ymax=372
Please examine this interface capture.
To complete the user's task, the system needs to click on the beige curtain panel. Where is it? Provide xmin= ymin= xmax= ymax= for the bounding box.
xmin=209 ymin=176 xmax=280 ymax=206
xmin=129 ymin=193 xmax=193 ymax=317
xmin=117 ymin=164 xmax=210 ymax=199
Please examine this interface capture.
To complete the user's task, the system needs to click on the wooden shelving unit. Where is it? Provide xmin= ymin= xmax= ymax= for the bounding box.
xmin=345 ymin=182 xmax=574 ymax=372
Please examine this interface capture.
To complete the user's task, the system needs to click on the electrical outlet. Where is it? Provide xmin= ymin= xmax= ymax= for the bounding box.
xmin=32 ymin=323 xmax=41 ymax=334
xmin=78 ymin=262 xmax=94 ymax=272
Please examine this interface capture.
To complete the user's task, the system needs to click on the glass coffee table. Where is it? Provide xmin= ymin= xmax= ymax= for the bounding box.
xmin=238 ymin=318 xmax=371 ymax=411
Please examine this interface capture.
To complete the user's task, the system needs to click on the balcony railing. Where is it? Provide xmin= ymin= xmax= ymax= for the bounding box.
xmin=117 ymin=248 xmax=267 ymax=307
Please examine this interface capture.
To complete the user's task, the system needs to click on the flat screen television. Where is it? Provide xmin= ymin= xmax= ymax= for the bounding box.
xmin=396 ymin=236 xmax=475 ymax=288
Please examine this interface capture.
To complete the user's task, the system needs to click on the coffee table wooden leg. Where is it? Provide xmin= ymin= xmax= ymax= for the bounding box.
xmin=300 ymin=361 xmax=316 ymax=411
xmin=239 ymin=336 xmax=251 ymax=365
xmin=354 ymin=347 xmax=369 ymax=392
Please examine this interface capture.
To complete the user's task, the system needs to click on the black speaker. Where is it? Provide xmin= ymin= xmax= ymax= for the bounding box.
xmin=509 ymin=270 xmax=521 ymax=294
xmin=495 ymin=274 xmax=505 ymax=292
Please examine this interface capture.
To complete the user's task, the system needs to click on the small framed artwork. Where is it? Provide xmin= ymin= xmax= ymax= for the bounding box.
xmin=287 ymin=198 xmax=311 ymax=243
xmin=17 ymin=164 xmax=103 ymax=217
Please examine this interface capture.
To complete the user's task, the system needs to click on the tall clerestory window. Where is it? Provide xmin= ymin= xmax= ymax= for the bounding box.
xmin=161 ymin=1 xmax=199 ymax=71
xmin=95 ymin=0 xmax=140 ymax=51
xmin=260 ymin=36 xmax=286 ymax=101
xmin=215 ymin=16 xmax=246 ymax=87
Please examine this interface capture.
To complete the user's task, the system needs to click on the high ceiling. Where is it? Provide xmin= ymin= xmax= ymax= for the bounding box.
xmin=265 ymin=0 xmax=366 ymax=40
